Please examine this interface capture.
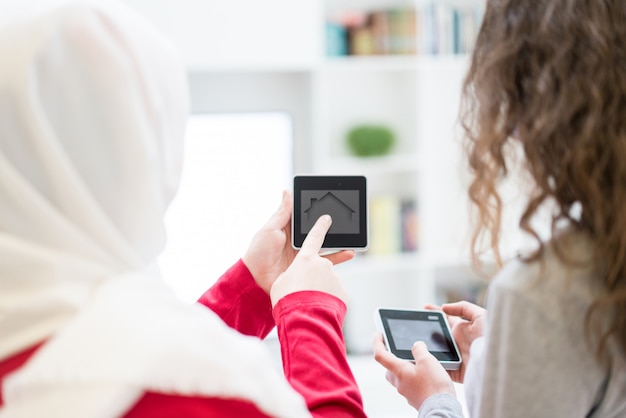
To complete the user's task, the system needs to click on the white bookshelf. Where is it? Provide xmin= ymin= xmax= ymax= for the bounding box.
xmin=124 ymin=0 xmax=486 ymax=353
xmin=315 ymin=0 xmax=484 ymax=352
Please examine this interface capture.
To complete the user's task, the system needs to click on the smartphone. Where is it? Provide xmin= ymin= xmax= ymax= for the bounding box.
xmin=375 ymin=308 xmax=462 ymax=370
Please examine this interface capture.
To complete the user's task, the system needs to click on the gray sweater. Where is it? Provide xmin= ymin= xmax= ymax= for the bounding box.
xmin=420 ymin=234 xmax=626 ymax=417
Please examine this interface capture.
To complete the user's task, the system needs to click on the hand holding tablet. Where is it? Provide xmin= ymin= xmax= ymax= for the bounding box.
xmin=270 ymin=212 xmax=349 ymax=307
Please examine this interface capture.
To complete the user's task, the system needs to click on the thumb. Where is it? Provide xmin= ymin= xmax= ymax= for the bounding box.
xmin=264 ymin=190 xmax=292 ymax=230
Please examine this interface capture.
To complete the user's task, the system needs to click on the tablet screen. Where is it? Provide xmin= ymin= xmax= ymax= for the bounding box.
xmin=386 ymin=318 xmax=450 ymax=352
xmin=300 ymin=190 xmax=360 ymax=234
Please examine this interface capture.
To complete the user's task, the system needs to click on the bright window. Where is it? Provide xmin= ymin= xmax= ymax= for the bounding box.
xmin=158 ymin=112 xmax=293 ymax=302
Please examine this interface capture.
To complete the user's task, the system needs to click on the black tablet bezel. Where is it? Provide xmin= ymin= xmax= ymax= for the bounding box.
xmin=377 ymin=308 xmax=461 ymax=367
xmin=292 ymin=175 xmax=367 ymax=250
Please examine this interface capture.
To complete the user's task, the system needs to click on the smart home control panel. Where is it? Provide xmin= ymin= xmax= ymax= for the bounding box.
xmin=375 ymin=308 xmax=462 ymax=370
xmin=292 ymin=175 xmax=367 ymax=251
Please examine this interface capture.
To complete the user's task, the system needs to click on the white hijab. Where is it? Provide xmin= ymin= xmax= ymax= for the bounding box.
xmin=0 ymin=2 xmax=309 ymax=417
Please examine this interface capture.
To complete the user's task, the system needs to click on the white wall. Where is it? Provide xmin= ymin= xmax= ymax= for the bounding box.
xmin=123 ymin=0 xmax=322 ymax=71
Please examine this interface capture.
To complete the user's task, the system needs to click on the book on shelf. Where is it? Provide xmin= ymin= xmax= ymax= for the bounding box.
xmin=417 ymin=2 xmax=484 ymax=55
xmin=325 ymin=22 xmax=348 ymax=57
xmin=400 ymin=199 xmax=418 ymax=252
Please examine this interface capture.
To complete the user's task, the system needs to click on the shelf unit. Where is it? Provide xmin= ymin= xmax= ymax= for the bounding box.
xmin=125 ymin=0 xmax=487 ymax=353
xmin=315 ymin=0 xmax=485 ymax=352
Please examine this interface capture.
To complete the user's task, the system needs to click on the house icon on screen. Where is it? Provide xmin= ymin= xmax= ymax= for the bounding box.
xmin=304 ymin=192 xmax=356 ymax=225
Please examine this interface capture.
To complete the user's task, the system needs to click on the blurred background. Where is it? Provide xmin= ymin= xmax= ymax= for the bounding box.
xmin=121 ymin=1 xmax=507 ymax=416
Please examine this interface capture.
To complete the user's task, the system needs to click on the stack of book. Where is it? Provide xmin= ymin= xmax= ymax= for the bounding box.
xmin=368 ymin=196 xmax=418 ymax=256
xmin=416 ymin=2 xmax=484 ymax=55
xmin=326 ymin=9 xmax=417 ymax=56
xmin=325 ymin=2 xmax=484 ymax=57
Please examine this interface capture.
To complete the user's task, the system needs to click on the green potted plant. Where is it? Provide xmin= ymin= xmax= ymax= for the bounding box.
xmin=346 ymin=124 xmax=396 ymax=157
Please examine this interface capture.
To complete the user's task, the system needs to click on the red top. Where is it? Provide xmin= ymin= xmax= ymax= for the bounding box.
xmin=0 ymin=260 xmax=365 ymax=417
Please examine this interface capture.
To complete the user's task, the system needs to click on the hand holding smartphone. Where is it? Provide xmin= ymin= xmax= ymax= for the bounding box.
xmin=375 ymin=308 xmax=462 ymax=370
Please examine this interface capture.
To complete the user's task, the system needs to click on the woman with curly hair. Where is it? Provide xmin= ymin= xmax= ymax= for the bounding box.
xmin=374 ymin=0 xmax=626 ymax=416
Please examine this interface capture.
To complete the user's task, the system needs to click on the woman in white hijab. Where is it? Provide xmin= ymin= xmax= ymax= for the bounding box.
xmin=0 ymin=1 xmax=365 ymax=417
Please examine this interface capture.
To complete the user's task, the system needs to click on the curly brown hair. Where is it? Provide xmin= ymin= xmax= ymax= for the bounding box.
xmin=461 ymin=0 xmax=626 ymax=360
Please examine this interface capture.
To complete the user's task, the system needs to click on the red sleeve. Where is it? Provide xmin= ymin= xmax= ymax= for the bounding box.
xmin=196 ymin=259 xmax=275 ymax=338
xmin=125 ymin=393 xmax=271 ymax=418
xmin=273 ymin=291 xmax=366 ymax=418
